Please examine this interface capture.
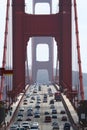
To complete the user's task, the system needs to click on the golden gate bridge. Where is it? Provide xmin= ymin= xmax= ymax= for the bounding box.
xmin=0 ymin=0 xmax=87 ymax=129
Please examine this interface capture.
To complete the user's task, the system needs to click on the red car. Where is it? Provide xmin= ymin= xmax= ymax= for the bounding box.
xmin=45 ymin=115 xmax=51 ymax=122
xmin=61 ymin=116 xmax=67 ymax=121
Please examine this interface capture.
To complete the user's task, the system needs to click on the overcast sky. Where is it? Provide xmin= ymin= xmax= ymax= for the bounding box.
xmin=0 ymin=0 xmax=87 ymax=73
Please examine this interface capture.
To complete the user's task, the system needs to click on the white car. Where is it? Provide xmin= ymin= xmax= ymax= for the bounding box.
xmin=32 ymin=122 xmax=39 ymax=128
xmin=17 ymin=114 xmax=23 ymax=121
xmin=19 ymin=107 xmax=24 ymax=112
xmin=21 ymin=121 xmax=30 ymax=129
xmin=30 ymin=122 xmax=39 ymax=130
xmin=21 ymin=124 xmax=30 ymax=130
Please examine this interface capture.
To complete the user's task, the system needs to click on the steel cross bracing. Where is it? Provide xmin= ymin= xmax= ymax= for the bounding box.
xmin=31 ymin=0 xmax=53 ymax=84
xmin=12 ymin=0 xmax=72 ymax=96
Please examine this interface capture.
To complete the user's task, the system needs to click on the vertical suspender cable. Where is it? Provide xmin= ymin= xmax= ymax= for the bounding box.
xmin=26 ymin=54 xmax=30 ymax=84
xmin=55 ymin=45 xmax=59 ymax=82
xmin=0 ymin=0 xmax=10 ymax=100
xmin=74 ymin=0 xmax=84 ymax=100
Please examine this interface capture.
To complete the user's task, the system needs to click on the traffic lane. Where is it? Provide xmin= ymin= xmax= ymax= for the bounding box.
xmin=8 ymin=84 xmax=73 ymax=130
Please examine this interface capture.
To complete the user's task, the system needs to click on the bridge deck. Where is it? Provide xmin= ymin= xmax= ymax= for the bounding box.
xmin=1 ymin=84 xmax=79 ymax=130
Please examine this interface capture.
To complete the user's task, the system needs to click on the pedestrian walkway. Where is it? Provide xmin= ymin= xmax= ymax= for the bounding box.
xmin=61 ymin=94 xmax=79 ymax=130
xmin=62 ymin=94 xmax=79 ymax=124
xmin=1 ymin=85 xmax=29 ymax=130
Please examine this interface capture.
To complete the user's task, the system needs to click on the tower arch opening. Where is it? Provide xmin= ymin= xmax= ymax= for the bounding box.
xmin=35 ymin=3 xmax=50 ymax=14
xmin=25 ymin=0 xmax=59 ymax=14
xmin=36 ymin=44 xmax=49 ymax=61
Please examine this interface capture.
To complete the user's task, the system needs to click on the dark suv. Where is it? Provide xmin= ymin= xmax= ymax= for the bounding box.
xmin=50 ymin=99 xmax=54 ymax=104
xmin=64 ymin=122 xmax=70 ymax=130
xmin=52 ymin=109 xmax=57 ymax=114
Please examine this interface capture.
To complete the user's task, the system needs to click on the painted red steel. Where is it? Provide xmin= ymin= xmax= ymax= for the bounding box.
xmin=58 ymin=0 xmax=72 ymax=92
xmin=74 ymin=0 xmax=84 ymax=100
xmin=0 ymin=68 xmax=13 ymax=76
xmin=24 ymin=14 xmax=59 ymax=36
xmin=12 ymin=0 xmax=72 ymax=98
xmin=0 ymin=0 xmax=10 ymax=100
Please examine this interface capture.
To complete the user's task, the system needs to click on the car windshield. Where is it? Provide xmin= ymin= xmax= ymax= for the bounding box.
xmin=22 ymin=122 xmax=29 ymax=125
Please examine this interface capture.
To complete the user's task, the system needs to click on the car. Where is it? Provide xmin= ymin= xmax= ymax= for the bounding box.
xmin=52 ymin=121 xmax=59 ymax=130
xmin=28 ymin=107 xmax=33 ymax=110
xmin=43 ymin=98 xmax=47 ymax=103
xmin=21 ymin=121 xmax=30 ymax=125
xmin=13 ymin=122 xmax=19 ymax=126
xmin=33 ymin=89 xmax=37 ymax=93
xmin=49 ymin=92 xmax=53 ymax=97
xmin=37 ymin=96 xmax=41 ymax=100
xmin=60 ymin=110 xmax=66 ymax=114
xmin=35 ymin=105 xmax=40 ymax=109
xmin=52 ymin=115 xmax=57 ymax=119
xmin=50 ymin=99 xmax=54 ymax=104
xmin=54 ymin=92 xmax=61 ymax=101
xmin=31 ymin=96 xmax=35 ymax=100
xmin=26 ymin=94 xmax=30 ymax=98
xmin=44 ymin=94 xmax=47 ymax=98
xmin=19 ymin=107 xmax=25 ymax=112
xmin=34 ymin=110 xmax=40 ymax=115
xmin=50 ymin=104 xmax=55 ymax=109
xmin=52 ymin=109 xmax=57 ymax=114
xmin=38 ymin=86 xmax=41 ymax=91
xmin=10 ymin=126 xmax=17 ymax=130
xmin=26 ymin=117 xmax=32 ymax=121
xmin=44 ymin=111 xmax=50 ymax=115
xmin=30 ymin=100 xmax=33 ymax=103
xmin=45 ymin=115 xmax=51 ymax=122
xmin=17 ymin=113 xmax=23 ymax=121
xmin=30 ymin=126 xmax=39 ymax=130
xmin=64 ymin=122 xmax=71 ymax=130
xmin=23 ymin=102 xmax=27 ymax=105
xmin=34 ymin=113 xmax=40 ymax=118
xmin=52 ymin=122 xmax=58 ymax=126
xmin=27 ymin=112 xmax=33 ymax=116
xmin=21 ymin=123 xmax=30 ymax=130
xmin=10 ymin=125 xmax=18 ymax=130
xmin=37 ymin=99 xmax=41 ymax=103
xmin=17 ymin=113 xmax=23 ymax=119
xmin=23 ymin=99 xmax=27 ymax=102
xmin=48 ymin=88 xmax=51 ymax=92
xmin=36 ymin=101 xmax=41 ymax=104
xmin=27 ymin=108 xmax=33 ymax=113
xmin=32 ymin=122 xmax=39 ymax=128
xmin=16 ymin=127 xmax=25 ymax=130
xmin=17 ymin=113 xmax=23 ymax=117
xmin=61 ymin=116 xmax=67 ymax=121
xmin=17 ymin=118 xmax=23 ymax=121
xmin=52 ymin=125 xmax=59 ymax=130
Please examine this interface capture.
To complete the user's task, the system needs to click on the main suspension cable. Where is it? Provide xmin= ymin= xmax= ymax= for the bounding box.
xmin=74 ymin=0 xmax=84 ymax=100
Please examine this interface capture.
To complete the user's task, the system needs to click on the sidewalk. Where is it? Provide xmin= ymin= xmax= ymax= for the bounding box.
xmin=1 ymin=85 xmax=29 ymax=130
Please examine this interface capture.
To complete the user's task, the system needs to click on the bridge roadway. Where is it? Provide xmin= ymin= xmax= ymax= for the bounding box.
xmin=5 ymin=84 xmax=78 ymax=130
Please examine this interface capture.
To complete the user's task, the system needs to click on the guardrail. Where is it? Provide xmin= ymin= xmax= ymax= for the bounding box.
xmin=1 ymin=85 xmax=29 ymax=130
xmin=61 ymin=94 xmax=78 ymax=130
xmin=53 ymin=84 xmax=79 ymax=130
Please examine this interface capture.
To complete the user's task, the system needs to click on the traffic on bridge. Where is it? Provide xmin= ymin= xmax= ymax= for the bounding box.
xmin=7 ymin=84 xmax=75 ymax=130
xmin=0 ymin=0 xmax=87 ymax=130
